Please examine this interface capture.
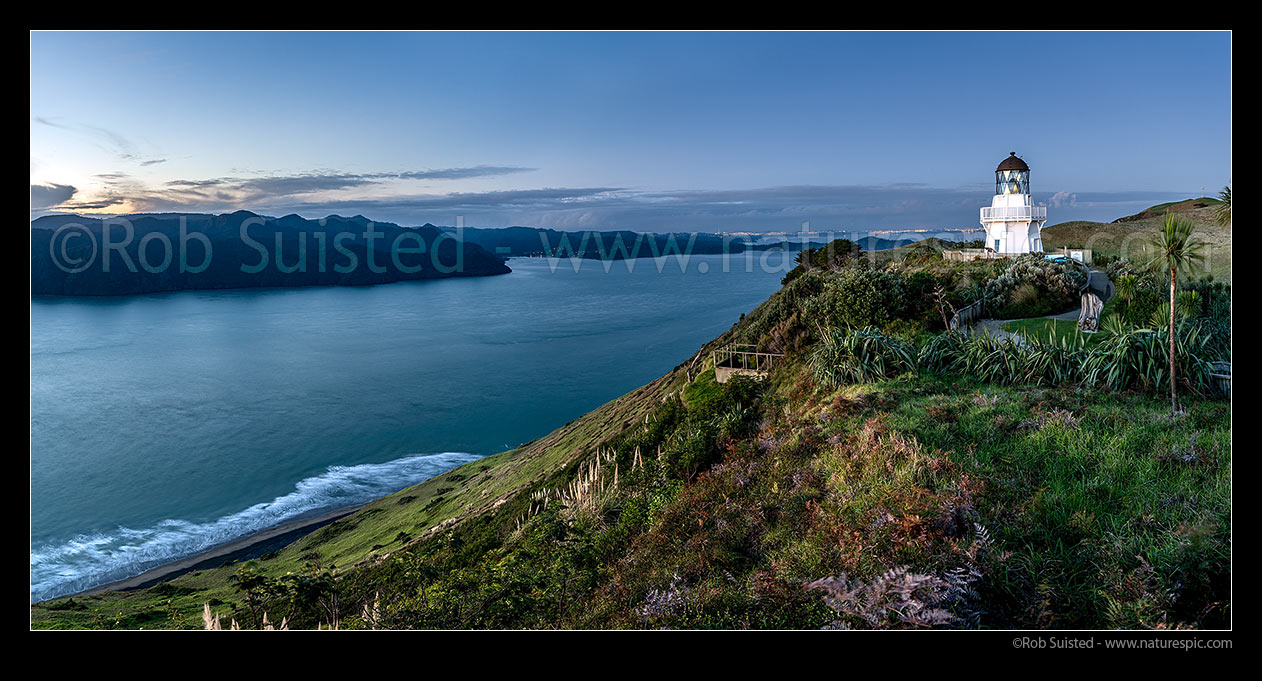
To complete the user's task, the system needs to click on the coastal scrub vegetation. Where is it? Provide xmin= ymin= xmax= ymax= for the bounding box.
xmin=759 ymin=243 xmax=1087 ymax=349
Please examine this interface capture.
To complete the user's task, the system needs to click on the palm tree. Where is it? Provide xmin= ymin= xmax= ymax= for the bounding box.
xmin=1215 ymin=186 xmax=1231 ymax=226
xmin=1146 ymin=212 xmax=1206 ymax=415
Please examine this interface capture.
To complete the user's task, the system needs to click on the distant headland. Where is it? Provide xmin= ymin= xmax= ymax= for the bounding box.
xmin=31 ymin=211 xmax=512 ymax=296
xmin=31 ymin=211 xmax=932 ymax=297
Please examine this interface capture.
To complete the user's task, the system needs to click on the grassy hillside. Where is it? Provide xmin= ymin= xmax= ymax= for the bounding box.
xmin=1042 ymin=198 xmax=1231 ymax=282
xmin=33 ymin=244 xmax=1231 ymax=630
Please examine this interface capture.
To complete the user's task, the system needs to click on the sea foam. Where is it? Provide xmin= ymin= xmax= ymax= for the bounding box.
xmin=30 ymin=451 xmax=479 ymax=603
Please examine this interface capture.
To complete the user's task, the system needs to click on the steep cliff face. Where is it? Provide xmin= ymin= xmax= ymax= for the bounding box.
xmin=31 ymin=211 xmax=511 ymax=296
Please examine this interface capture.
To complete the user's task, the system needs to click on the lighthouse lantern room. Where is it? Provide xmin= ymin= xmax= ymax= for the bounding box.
xmin=980 ymin=152 xmax=1047 ymax=254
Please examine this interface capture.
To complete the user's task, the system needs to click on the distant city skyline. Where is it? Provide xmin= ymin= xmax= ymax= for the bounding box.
xmin=30 ymin=31 xmax=1231 ymax=231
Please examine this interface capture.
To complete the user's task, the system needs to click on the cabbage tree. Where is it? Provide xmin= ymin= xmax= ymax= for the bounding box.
xmin=1146 ymin=212 xmax=1206 ymax=414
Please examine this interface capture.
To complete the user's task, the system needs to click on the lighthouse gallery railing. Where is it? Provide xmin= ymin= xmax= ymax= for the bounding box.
xmin=980 ymin=205 xmax=1047 ymax=221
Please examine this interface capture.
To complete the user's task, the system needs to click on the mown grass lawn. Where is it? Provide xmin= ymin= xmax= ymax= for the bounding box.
xmin=1002 ymin=317 xmax=1105 ymax=346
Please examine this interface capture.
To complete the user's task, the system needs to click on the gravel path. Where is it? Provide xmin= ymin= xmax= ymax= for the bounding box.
xmin=1046 ymin=307 xmax=1081 ymax=322
xmin=969 ymin=318 xmax=1021 ymax=342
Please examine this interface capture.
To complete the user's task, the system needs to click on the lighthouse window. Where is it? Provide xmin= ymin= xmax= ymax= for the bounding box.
xmin=995 ymin=170 xmax=1030 ymax=195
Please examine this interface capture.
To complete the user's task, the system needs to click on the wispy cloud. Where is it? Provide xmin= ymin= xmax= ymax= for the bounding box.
xmin=31 ymin=166 xmax=538 ymax=216
xmin=34 ymin=116 xmax=165 ymax=165
xmin=159 ymin=166 xmax=537 ymax=203
xmin=287 ymin=186 xmax=626 ymax=210
xmin=395 ymin=166 xmax=536 ymax=181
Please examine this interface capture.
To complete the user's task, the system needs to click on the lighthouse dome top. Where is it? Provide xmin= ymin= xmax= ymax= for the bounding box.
xmin=996 ymin=152 xmax=1030 ymax=172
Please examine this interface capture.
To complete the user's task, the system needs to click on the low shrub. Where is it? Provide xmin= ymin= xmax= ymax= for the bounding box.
xmin=983 ymin=256 xmax=1084 ymax=319
xmin=802 ymin=268 xmax=910 ymax=331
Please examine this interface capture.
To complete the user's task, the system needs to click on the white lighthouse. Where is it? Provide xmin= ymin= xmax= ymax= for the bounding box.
xmin=980 ymin=152 xmax=1047 ymax=254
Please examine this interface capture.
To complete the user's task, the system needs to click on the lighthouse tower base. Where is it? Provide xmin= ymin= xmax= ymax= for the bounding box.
xmin=981 ymin=194 xmax=1047 ymax=255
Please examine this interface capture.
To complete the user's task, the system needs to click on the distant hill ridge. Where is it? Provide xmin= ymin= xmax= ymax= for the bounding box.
xmin=1112 ymin=197 xmax=1225 ymax=224
xmin=437 ymin=224 xmax=919 ymax=259
xmin=32 ymin=211 xmax=942 ymax=296
xmin=1041 ymin=197 xmax=1231 ymax=280
xmin=31 ymin=211 xmax=511 ymax=296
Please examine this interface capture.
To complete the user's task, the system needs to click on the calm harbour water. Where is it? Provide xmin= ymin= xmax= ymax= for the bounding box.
xmin=30 ymin=254 xmax=787 ymax=601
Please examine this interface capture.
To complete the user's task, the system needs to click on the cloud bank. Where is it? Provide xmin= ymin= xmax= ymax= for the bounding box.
xmin=31 ymin=183 xmax=78 ymax=211
xmin=30 ymin=170 xmax=1190 ymax=232
xmin=261 ymin=185 xmax=1191 ymax=232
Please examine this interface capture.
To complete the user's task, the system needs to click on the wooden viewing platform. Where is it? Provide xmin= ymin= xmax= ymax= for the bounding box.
xmin=712 ymin=344 xmax=784 ymax=383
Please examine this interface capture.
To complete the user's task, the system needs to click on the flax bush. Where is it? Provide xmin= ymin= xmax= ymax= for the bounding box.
xmin=809 ymin=326 xmax=915 ymax=386
xmin=1081 ymin=323 xmax=1214 ymax=394
xmin=917 ymin=331 xmax=969 ymax=373
xmin=810 ymin=324 xmax=1217 ymax=397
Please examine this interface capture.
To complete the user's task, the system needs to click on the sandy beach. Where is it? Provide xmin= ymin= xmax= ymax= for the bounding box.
xmin=71 ymin=505 xmax=363 ymax=597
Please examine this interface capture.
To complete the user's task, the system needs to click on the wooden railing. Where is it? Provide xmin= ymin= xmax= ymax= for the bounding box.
xmin=685 ymin=347 xmax=707 ymax=382
xmin=949 ymin=300 xmax=983 ymax=330
xmin=712 ymin=344 xmax=784 ymax=373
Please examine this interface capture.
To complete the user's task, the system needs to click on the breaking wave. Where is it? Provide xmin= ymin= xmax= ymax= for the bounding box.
xmin=30 ymin=451 xmax=479 ymax=603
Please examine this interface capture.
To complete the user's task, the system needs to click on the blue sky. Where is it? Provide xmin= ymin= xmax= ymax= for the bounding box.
xmin=30 ymin=31 xmax=1231 ymax=232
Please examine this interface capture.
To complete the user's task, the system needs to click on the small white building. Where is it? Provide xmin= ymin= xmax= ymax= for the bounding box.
xmin=980 ymin=152 xmax=1047 ymax=254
